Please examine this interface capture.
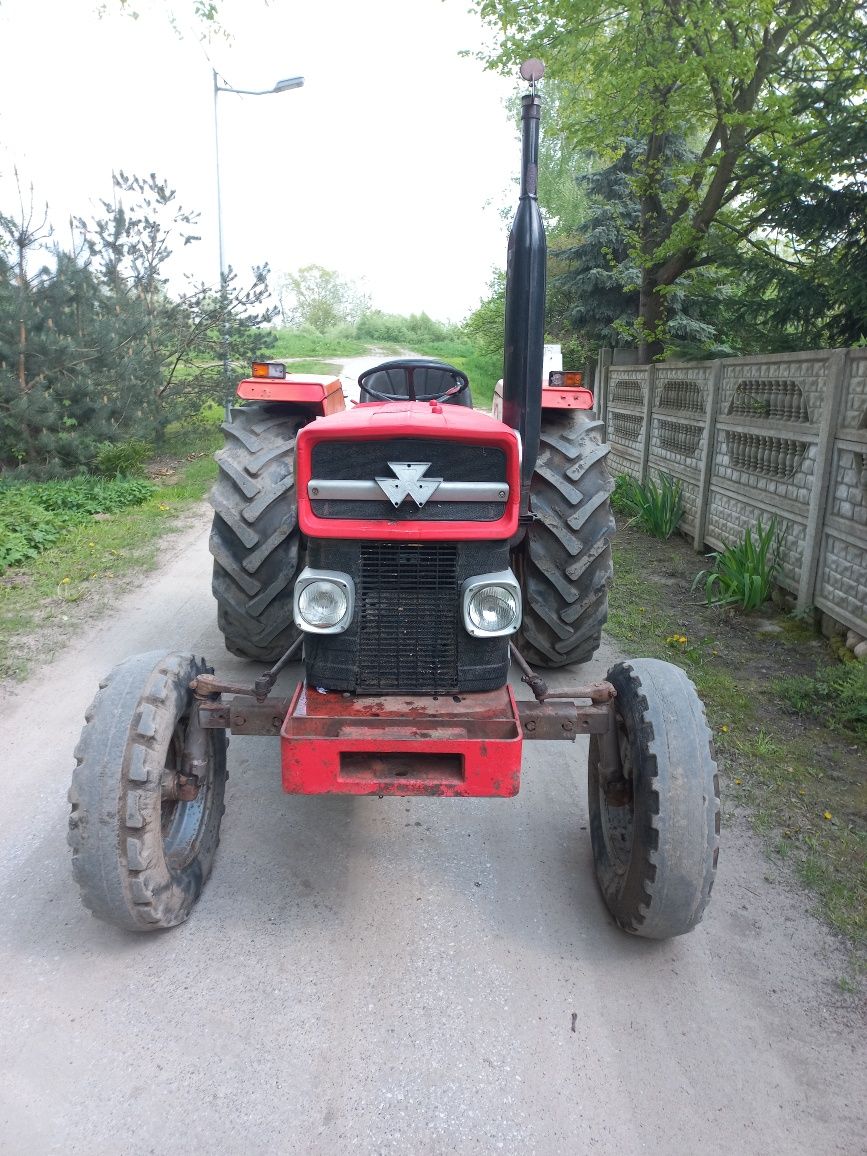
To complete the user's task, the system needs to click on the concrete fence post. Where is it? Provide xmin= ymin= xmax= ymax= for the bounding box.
xmin=693 ymin=359 xmax=723 ymax=552
xmin=598 ymin=347 xmax=612 ymax=431
xmin=639 ymin=363 xmax=656 ymax=483
xmin=797 ymin=348 xmax=848 ymax=612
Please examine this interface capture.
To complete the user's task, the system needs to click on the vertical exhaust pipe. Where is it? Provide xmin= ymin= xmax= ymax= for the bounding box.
xmin=502 ymin=60 xmax=547 ymax=497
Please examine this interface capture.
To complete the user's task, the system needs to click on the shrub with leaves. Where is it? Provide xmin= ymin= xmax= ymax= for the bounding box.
xmin=0 ymin=489 xmax=66 ymax=568
xmin=612 ymin=472 xmax=684 ymax=538
xmin=693 ymin=518 xmax=780 ymax=611
xmin=0 ymin=477 xmax=155 ymax=571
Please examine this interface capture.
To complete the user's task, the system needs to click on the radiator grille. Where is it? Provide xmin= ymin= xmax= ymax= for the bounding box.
xmin=358 ymin=541 xmax=459 ymax=693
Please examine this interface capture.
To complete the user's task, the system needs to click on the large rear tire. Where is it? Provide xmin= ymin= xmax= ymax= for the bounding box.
xmin=588 ymin=659 xmax=720 ymax=939
xmin=517 ymin=410 xmax=614 ymax=668
xmin=209 ymin=404 xmax=304 ymax=662
xmin=68 ymin=651 xmax=227 ymax=932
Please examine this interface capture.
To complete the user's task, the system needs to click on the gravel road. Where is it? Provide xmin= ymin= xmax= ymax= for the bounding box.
xmin=1 ymin=510 xmax=864 ymax=1154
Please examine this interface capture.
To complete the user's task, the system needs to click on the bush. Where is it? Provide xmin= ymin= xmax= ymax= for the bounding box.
xmin=693 ymin=518 xmax=780 ymax=611
xmin=0 ymin=490 xmax=66 ymax=568
xmin=612 ymin=472 xmax=684 ymax=538
xmin=0 ymin=477 xmax=156 ymax=571
xmin=93 ymin=439 xmax=153 ymax=478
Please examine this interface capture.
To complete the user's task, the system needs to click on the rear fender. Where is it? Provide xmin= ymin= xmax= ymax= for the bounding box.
xmin=236 ymin=374 xmax=346 ymax=416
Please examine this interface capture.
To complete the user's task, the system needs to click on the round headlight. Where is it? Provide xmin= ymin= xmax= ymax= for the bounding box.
xmin=298 ymin=580 xmax=348 ymax=629
xmin=467 ymin=585 xmax=519 ymax=634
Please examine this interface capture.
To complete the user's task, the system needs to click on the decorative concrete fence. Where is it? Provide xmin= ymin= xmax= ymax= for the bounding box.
xmin=597 ymin=348 xmax=867 ymax=639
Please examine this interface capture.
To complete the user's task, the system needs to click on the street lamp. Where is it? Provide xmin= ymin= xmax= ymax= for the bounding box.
xmin=213 ymin=68 xmax=305 ymax=420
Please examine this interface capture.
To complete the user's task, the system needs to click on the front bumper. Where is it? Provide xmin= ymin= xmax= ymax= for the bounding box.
xmin=281 ymin=684 xmax=523 ymax=797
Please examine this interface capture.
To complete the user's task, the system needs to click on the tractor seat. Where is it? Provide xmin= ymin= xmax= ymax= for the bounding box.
xmin=357 ymin=358 xmax=472 ymax=407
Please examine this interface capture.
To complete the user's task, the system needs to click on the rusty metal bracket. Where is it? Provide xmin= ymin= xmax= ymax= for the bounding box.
xmin=197 ymin=695 xmax=293 ymax=736
xmin=161 ymin=769 xmax=201 ymax=802
xmin=191 ymin=672 xmax=258 ymax=698
xmin=540 ymin=682 xmax=616 ymax=703
xmin=517 ymin=700 xmax=611 ymax=740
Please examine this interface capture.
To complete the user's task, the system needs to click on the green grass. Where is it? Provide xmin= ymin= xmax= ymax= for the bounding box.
xmin=607 ymin=530 xmax=866 ymax=946
xmin=0 ymin=422 xmax=221 ymax=683
xmin=774 ymin=661 xmax=867 ymax=739
xmin=267 ymin=329 xmax=370 ymax=360
xmin=0 ymin=477 xmax=157 ymax=571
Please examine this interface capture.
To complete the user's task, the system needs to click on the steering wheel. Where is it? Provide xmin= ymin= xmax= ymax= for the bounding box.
xmin=357 ymin=359 xmax=470 ymax=404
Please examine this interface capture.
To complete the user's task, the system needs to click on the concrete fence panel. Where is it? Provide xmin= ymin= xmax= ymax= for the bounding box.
xmin=601 ymin=347 xmax=867 ymax=639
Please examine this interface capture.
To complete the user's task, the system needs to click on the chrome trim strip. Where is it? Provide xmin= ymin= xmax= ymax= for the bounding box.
xmin=307 ymin=480 xmax=510 ymax=502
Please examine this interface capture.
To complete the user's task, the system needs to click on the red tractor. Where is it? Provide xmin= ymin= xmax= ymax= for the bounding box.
xmin=68 ymin=64 xmax=719 ymax=938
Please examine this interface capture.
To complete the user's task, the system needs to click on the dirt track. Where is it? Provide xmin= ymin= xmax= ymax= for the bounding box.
xmin=0 ymin=511 xmax=864 ymax=1154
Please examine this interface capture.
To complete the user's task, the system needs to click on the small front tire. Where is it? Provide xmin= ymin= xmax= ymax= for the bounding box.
xmin=68 ymin=651 xmax=227 ymax=932
xmin=588 ymin=658 xmax=720 ymax=939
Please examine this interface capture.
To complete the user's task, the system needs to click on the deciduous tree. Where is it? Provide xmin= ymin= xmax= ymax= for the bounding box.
xmin=475 ymin=0 xmax=867 ymax=358
xmin=277 ymin=265 xmax=370 ymax=332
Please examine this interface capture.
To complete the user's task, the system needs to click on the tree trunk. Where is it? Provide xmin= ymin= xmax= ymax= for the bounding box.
xmin=638 ymin=271 xmax=666 ymax=363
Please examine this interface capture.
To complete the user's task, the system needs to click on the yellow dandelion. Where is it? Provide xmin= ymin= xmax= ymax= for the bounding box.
xmin=61 ymin=577 xmax=71 ymax=584
xmin=823 ymin=811 xmax=832 ymax=821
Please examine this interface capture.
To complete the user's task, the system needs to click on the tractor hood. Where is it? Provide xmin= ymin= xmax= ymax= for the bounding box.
xmin=295 ymin=402 xmax=521 ymax=541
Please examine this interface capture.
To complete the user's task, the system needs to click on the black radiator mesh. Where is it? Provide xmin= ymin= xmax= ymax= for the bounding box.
xmin=357 ymin=541 xmax=459 ymax=694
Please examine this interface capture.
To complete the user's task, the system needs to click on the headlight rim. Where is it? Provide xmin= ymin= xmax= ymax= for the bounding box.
xmin=461 ymin=569 xmax=522 ymax=638
xmin=293 ymin=567 xmax=355 ymax=634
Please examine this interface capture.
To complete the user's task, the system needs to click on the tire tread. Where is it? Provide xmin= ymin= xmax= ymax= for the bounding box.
xmin=517 ymin=410 xmax=614 ymax=668
xmin=209 ymin=405 xmax=304 ymax=661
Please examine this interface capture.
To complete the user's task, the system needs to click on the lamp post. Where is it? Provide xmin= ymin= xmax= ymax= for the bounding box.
xmin=213 ymin=68 xmax=304 ymax=420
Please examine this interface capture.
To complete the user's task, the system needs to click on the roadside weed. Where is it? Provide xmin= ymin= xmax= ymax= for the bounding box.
xmin=612 ymin=472 xmax=684 ymax=539
xmin=774 ymin=661 xmax=867 ymax=739
xmin=693 ymin=518 xmax=780 ymax=610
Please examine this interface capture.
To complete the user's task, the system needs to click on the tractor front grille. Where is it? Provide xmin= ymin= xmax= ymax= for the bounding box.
xmin=358 ymin=541 xmax=458 ymax=693
xmin=302 ymin=539 xmax=511 ymax=695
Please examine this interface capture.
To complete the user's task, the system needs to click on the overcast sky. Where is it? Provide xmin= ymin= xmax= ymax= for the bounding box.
xmin=0 ymin=0 xmax=519 ymax=321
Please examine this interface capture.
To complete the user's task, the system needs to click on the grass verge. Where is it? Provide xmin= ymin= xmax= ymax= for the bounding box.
xmin=606 ymin=524 xmax=866 ymax=951
xmin=268 ymin=330 xmax=371 ymax=360
xmin=0 ymin=423 xmax=220 ymax=685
